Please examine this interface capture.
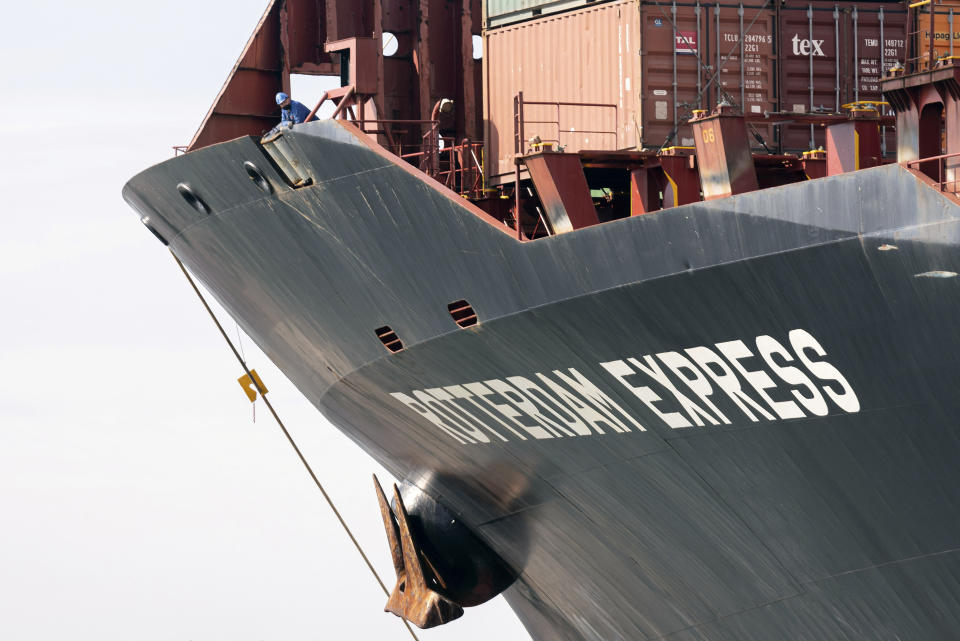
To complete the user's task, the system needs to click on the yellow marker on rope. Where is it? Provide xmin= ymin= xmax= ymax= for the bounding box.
xmin=238 ymin=369 xmax=268 ymax=402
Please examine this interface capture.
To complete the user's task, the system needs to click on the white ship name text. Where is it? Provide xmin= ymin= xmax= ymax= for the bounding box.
xmin=389 ymin=329 xmax=859 ymax=444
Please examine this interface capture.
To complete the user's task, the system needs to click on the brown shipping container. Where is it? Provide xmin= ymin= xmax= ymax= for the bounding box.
xmin=640 ymin=2 xmax=776 ymax=151
xmin=778 ymin=1 xmax=907 ymax=153
xmin=483 ymin=0 xmax=777 ymax=182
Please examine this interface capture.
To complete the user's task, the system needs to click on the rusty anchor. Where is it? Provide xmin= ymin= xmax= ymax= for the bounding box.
xmin=373 ymin=475 xmax=464 ymax=628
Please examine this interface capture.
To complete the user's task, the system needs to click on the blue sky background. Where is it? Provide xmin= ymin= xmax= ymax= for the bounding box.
xmin=0 ymin=3 xmax=530 ymax=639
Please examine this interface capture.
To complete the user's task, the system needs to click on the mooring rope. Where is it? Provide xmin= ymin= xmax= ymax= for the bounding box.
xmin=171 ymin=250 xmax=420 ymax=641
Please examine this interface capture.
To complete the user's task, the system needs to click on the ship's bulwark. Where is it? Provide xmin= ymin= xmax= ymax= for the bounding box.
xmin=124 ymin=120 xmax=960 ymax=640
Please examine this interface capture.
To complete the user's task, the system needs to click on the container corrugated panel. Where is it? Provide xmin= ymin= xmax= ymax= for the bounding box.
xmin=485 ymin=0 xmax=612 ymax=28
xmin=484 ymin=0 xmax=779 ymax=182
xmin=484 ymin=0 xmax=641 ymax=180
xmin=640 ymin=2 xmax=776 ymax=151
xmin=778 ymin=1 xmax=907 ymax=154
xmin=915 ymin=3 xmax=960 ymax=68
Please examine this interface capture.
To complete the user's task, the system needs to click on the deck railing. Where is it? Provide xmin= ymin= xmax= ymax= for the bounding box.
xmin=513 ymin=92 xmax=618 ymax=155
xmin=346 ymin=119 xmax=485 ymax=199
xmin=904 ymin=151 xmax=960 ymax=192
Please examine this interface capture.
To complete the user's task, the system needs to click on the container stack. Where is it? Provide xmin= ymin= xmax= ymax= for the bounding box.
xmin=482 ymin=0 xmax=914 ymax=184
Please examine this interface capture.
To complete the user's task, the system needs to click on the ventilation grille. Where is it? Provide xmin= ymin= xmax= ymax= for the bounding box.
xmin=375 ymin=326 xmax=404 ymax=352
xmin=447 ymin=300 xmax=478 ymax=328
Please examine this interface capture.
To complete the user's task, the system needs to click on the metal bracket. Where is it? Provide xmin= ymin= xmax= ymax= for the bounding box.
xmin=373 ymin=475 xmax=464 ymax=629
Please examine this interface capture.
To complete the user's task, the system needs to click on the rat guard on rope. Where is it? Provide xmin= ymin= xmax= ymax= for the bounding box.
xmin=373 ymin=475 xmax=464 ymax=628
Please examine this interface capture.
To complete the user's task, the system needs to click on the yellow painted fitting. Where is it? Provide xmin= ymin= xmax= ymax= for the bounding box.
xmin=238 ymin=369 xmax=268 ymax=402
xmin=854 ymin=130 xmax=861 ymax=170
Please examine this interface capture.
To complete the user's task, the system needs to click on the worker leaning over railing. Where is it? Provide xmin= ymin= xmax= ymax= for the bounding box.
xmin=265 ymin=92 xmax=314 ymax=137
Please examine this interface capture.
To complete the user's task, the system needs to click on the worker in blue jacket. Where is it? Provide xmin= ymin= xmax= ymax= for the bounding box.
xmin=276 ymin=92 xmax=312 ymax=127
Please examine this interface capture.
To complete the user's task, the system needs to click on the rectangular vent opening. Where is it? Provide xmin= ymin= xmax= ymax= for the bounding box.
xmin=375 ymin=326 xmax=404 ymax=352
xmin=447 ymin=300 xmax=478 ymax=328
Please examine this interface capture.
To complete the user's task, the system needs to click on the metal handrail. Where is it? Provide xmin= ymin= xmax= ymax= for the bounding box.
xmin=341 ymin=119 xmax=484 ymax=198
xmin=905 ymin=151 xmax=960 ymax=162
xmin=513 ymin=93 xmax=618 ymax=155
xmin=904 ymin=151 xmax=960 ymax=192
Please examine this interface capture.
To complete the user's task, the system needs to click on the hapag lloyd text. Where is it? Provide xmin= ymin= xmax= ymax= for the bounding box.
xmin=389 ymin=329 xmax=859 ymax=444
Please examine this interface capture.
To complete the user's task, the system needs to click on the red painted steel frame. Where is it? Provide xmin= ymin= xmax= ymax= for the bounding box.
xmin=187 ymin=0 xmax=482 ymax=153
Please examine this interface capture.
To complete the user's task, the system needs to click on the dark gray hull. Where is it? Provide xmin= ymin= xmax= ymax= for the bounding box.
xmin=124 ymin=120 xmax=960 ymax=641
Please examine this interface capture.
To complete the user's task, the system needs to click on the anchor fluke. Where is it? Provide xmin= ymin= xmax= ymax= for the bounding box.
xmin=373 ymin=475 xmax=464 ymax=629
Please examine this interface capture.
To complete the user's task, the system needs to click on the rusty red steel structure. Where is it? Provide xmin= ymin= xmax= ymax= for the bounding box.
xmin=884 ymin=59 xmax=960 ymax=184
xmin=825 ymin=108 xmax=884 ymax=174
xmin=187 ymin=0 xmax=482 ymax=153
xmin=521 ymin=151 xmax=601 ymax=233
xmin=655 ymin=147 xmax=702 ymax=208
xmin=690 ymin=103 xmax=760 ymax=199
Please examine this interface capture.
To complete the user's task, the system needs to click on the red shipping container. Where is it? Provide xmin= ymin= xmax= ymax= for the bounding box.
xmin=640 ymin=1 xmax=776 ymax=152
xmin=777 ymin=1 xmax=907 ymax=154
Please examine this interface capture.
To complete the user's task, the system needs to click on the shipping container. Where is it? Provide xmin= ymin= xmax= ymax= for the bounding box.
xmin=484 ymin=0 xmax=640 ymax=180
xmin=640 ymin=1 xmax=776 ymax=152
xmin=777 ymin=1 xmax=907 ymax=153
xmin=483 ymin=0 xmax=777 ymax=182
xmin=484 ymin=0 xmax=612 ymax=28
xmin=914 ymin=1 xmax=960 ymax=69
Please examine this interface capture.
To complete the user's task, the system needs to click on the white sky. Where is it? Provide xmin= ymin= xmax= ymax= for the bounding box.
xmin=0 ymin=3 xmax=530 ymax=640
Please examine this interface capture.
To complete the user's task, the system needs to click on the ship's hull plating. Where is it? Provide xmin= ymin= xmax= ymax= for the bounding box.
xmin=124 ymin=121 xmax=960 ymax=641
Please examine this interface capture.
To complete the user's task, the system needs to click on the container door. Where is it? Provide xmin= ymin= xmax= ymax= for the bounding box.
xmin=710 ymin=2 xmax=777 ymax=151
xmin=849 ymin=3 xmax=907 ymax=157
xmin=639 ymin=1 xmax=775 ymax=151
xmin=779 ymin=1 xmax=843 ymax=152
xmin=778 ymin=1 xmax=907 ymax=154
xmin=640 ymin=1 xmax=710 ymax=149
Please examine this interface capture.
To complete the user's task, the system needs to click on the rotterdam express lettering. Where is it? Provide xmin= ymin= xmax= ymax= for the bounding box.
xmin=389 ymin=329 xmax=859 ymax=444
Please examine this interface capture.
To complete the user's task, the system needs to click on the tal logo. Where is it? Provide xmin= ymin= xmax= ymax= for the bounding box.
xmin=791 ymin=34 xmax=825 ymax=56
